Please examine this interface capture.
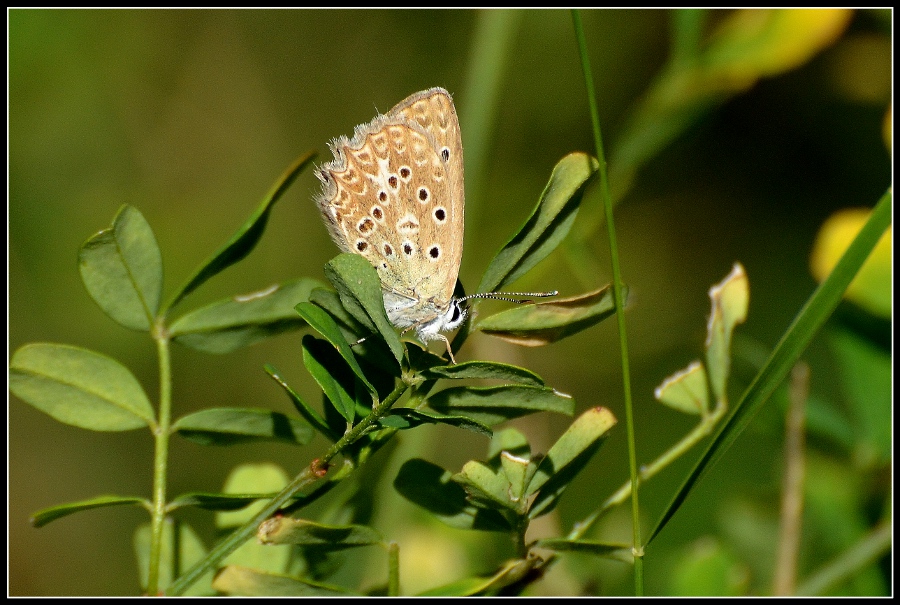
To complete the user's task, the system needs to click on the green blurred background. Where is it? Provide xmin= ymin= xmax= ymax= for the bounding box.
xmin=9 ymin=9 xmax=891 ymax=596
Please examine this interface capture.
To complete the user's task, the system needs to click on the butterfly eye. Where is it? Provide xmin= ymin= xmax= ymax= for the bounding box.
xmin=451 ymin=304 xmax=461 ymax=323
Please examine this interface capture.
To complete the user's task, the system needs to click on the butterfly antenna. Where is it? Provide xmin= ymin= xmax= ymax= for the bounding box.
xmin=459 ymin=290 xmax=558 ymax=305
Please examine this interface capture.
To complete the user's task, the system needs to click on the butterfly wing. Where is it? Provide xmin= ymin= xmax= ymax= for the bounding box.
xmin=387 ymin=87 xmax=465 ymax=305
xmin=315 ymin=88 xmax=464 ymax=320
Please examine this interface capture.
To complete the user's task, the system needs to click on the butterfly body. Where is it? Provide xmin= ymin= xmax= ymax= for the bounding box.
xmin=315 ymin=88 xmax=466 ymax=356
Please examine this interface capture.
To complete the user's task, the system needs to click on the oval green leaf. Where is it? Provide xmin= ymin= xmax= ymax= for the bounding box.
xmin=476 ymin=286 xmax=619 ymax=346
xmin=393 ymin=459 xmax=512 ymax=532
xmin=527 ymin=407 xmax=617 ymax=518
xmin=172 ymin=407 xmax=314 ymax=446
xmin=477 ymin=152 xmax=598 ymax=294
xmin=452 ymin=460 xmax=517 ymax=511
xmin=169 ymin=278 xmax=324 ymax=354
xmin=324 ymin=253 xmax=404 ymax=366
xmin=421 ymin=360 xmax=545 ymax=386
xmin=78 ymin=204 xmax=162 ymax=331
xmin=164 ymin=151 xmax=316 ymax=313
xmin=10 ymin=343 xmax=155 ymax=431
xmin=426 ymin=385 xmax=575 ymax=426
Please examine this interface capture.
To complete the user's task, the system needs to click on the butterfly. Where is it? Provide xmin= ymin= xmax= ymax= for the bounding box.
xmin=314 ymin=87 xmax=554 ymax=363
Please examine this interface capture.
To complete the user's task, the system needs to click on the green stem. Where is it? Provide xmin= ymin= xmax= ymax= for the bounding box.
xmin=166 ymin=381 xmax=409 ymax=596
xmin=571 ymin=9 xmax=643 ymax=595
xmin=146 ymin=324 xmax=173 ymax=595
xmin=387 ymin=542 xmax=400 ymax=596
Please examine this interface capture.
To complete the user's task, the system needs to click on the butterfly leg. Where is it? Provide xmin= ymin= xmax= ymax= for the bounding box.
xmin=436 ymin=334 xmax=457 ymax=365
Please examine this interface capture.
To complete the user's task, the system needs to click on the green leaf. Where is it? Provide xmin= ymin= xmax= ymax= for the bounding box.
xmin=476 ymin=286 xmax=619 ymax=346
xmin=828 ymin=327 xmax=892 ymax=465
xmin=31 ymin=495 xmax=149 ymax=528
xmin=310 ymin=288 xmax=402 ymax=377
xmin=647 ymin=190 xmax=891 ymax=547
xmin=168 ymin=492 xmax=276 ymax=513
xmin=135 ymin=520 xmax=214 ymax=596
xmin=216 ymin=463 xmax=289 ymax=527
xmin=212 ymin=566 xmax=352 ymax=596
xmin=172 ymin=407 xmax=314 ymax=446
xmin=377 ymin=408 xmax=493 ymax=437
xmin=257 ymin=518 xmax=383 ymax=549
xmin=309 ymin=287 xmax=365 ymax=331
xmin=302 ymin=335 xmax=358 ymax=425
xmin=654 ymin=360 xmax=710 ymax=416
xmin=78 ymin=204 xmax=162 ymax=331
xmin=10 ymin=343 xmax=155 ymax=431
xmin=393 ymin=459 xmax=512 ymax=532
xmin=418 ymin=556 xmax=540 ymax=596
xmin=527 ymin=407 xmax=617 ymax=518
xmin=705 ymin=263 xmax=749 ymax=400
xmin=477 ymin=152 xmax=598 ymax=294
xmin=169 ymin=278 xmax=324 ymax=354
xmin=500 ymin=451 xmax=535 ymax=503
xmin=427 ymin=385 xmax=575 ymax=426
xmin=534 ymin=538 xmax=633 ymax=563
xmin=421 ymin=360 xmax=545 ymax=386
xmin=263 ymin=364 xmax=335 ymax=441
xmin=452 ymin=460 xmax=517 ymax=511
xmin=324 ymin=253 xmax=404 ymax=366
xmin=164 ymin=151 xmax=316 ymax=313
xmin=295 ymin=301 xmax=378 ymax=397
xmin=487 ymin=428 xmax=531 ymax=461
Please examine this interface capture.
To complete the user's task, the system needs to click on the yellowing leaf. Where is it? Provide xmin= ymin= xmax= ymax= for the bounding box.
xmin=655 ymin=360 xmax=710 ymax=416
xmin=705 ymin=263 xmax=750 ymax=401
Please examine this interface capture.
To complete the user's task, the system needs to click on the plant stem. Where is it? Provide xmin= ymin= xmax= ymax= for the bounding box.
xmin=773 ymin=362 xmax=809 ymax=595
xmin=387 ymin=542 xmax=400 ymax=596
xmin=166 ymin=381 xmax=409 ymax=596
xmin=146 ymin=326 xmax=173 ymax=595
xmin=571 ymin=9 xmax=643 ymax=595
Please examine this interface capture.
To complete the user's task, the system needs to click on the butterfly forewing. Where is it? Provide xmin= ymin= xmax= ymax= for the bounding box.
xmin=316 ymin=87 xmax=464 ymax=312
xmin=388 ymin=88 xmax=465 ymax=303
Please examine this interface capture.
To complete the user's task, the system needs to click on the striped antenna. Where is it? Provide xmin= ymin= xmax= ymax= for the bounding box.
xmin=458 ymin=290 xmax=558 ymax=305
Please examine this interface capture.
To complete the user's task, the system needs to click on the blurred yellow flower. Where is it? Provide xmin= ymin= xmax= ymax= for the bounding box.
xmin=810 ymin=207 xmax=892 ymax=318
